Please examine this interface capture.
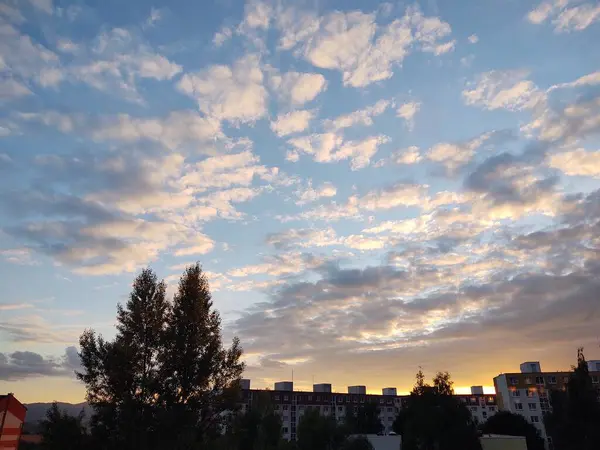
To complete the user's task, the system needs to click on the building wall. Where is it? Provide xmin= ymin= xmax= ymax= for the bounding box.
xmin=241 ymin=390 xmax=496 ymax=441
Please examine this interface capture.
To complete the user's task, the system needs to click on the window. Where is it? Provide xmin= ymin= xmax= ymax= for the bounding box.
xmin=388 ymin=417 xmax=394 ymax=422
xmin=275 ymin=395 xmax=280 ymax=401
xmin=324 ymin=406 xmax=329 ymax=413
xmin=535 ymin=376 xmax=544 ymax=385
xmin=482 ymin=412 xmax=488 ymax=419
xmin=470 ymin=397 xmax=477 ymax=404
xmin=283 ymin=427 xmax=288 ymax=434
xmin=525 ymin=377 xmax=532 ymax=385
xmin=316 ymin=396 xmax=320 ymax=401
xmin=528 ymin=403 xmax=537 ymax=410
xmin=512 ymin=390 xmax=521 ymax=397
xmin=308 ymin=396 xmax=312 ymax=401
xmin=531 ymin=415 xmax=539 ymax=423
xmin=387 ymin=407 xmax=393 ymax=413
xmin=275 ymin=405 xmax=280 ymax=411
xmin=527 ymin=389 xmax=535 ymax=398
xmin=338 ymin=406 xmax=343 ymax=412
xmin=515 ymin=403 xmax=523 ymax=410
xmin=510 ymin=377 xmax=518 ymax=385
xmin=284 ymin=395 xmax=289 ymax=401
xmin=360 ymin=397 xmax=365 ymax=403
xmin=380 ymin=399 xmax=384 ymax=404
xmin=470 ymin=407 xmax=478 ymax=412
xmin=283 ymin=405 xmax=289 ymax=411
xmin=489 ymin=407 xmax=496 ymax=412
xmin=548 ymin=376 xmax=557 ymax=384
xmin=353 ymin=397 xmax=357 ymax=403
xmin=563 ymin=377 xmax=569 ymax=383
xmin=592 ymin=376 xmax=599 ymax=384
xmin=299 ymin=406 xmax=304 ymax=411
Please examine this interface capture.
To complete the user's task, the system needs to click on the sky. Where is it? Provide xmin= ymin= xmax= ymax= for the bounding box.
xmin=1 ymin=0 xmax=600 ymax=404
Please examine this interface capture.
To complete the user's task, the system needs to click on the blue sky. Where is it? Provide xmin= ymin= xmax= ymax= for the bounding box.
xmin=1 ymin=0 xmax=600 ymax=402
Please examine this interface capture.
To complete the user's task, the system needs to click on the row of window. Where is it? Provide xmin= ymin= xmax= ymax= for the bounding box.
xmin=276 ymin=404 xmax=397 ymax=414
xmin=511 ymin=389 xmax=537 ymax=398
xmin=510 ymin=375 xmax=599 ymax=386
xmin=514 ymin=403 xmax=537 ymax=411
xmin=272 ymin=394 xmax=396 ymax=404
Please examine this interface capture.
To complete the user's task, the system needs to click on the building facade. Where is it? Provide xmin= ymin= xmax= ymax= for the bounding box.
xmin=494 ymin=360 xmax=600 ymax=448
xmin=240 ymin=381 xmax=497 ymax=441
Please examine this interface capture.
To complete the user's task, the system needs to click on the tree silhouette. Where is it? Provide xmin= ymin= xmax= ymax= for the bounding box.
xmin=40 ymin=402 xmax=87 ymax=450
xmin=480 ymin=411 xmax=545 ymax=450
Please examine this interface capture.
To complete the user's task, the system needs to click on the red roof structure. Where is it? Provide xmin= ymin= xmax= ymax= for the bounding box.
xmin=0 ymin=394 xmax=27 ymax=450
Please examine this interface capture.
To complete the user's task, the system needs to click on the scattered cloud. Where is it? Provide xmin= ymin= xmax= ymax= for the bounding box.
xmin=548 ymin=148 xmax=600 ymax=177
xmin=271 ymin=110 xmax=314 ymax=137
xmin=294 ymin=181 xmax=337 ymax=205
xmin=397 ymin=101 xmax=421 ymax=130
xmin=468 ymin=34 xmax=479 ymax=44
xmin=527 ymin=0 xmax=600 ymax=32
xmin=270 ymin=71 xmax=327 ymax=107
xmin=463 ymin=70 xmax=545 ymax=111
xmin=0 ymin=347 xmax=82 ymax=381
xmin=323 ymin=99 xmax=391 ymax=131
xmin=177 ymin=54 xmax=267 ymax=123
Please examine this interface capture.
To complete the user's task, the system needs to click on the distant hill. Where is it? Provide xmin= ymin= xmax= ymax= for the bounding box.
xmin=23 ymin=402 xmax=91 ymax=432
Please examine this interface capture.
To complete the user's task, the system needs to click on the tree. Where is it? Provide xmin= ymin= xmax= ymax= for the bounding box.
xmin=77 ymin=268 xmax=168 ymax=450
xmin=345 ymin=403 xmax=383 ymax=435
xmin=340 ymin=436 xmax=374 ymax=450
xmin=480 ymin=411 xmax=545 ymax=450
xmin=544 ymin=348 xmax=600 ymax=450
xmin=159 ymin=263 xmax=245 ymax=448
xmin=393 ymin=370 xmax=481 ymax=450
xmin=297 ymin=409 xmax=347 ymax=450
xmin=40 ymin=402 xmax=88 ymax=450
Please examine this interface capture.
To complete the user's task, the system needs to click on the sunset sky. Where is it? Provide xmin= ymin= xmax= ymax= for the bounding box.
xmin=1 ymin=0 xmax=600 ymax=404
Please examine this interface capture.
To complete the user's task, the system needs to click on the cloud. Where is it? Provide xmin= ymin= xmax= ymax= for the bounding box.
xmin=0 ymin=78 xmax=32 ymax=100
xmin=0 ymin=303 xmax=34 ymax=311
xmin=463 ymin=70 xmax=545 ymax=111
xmin=548 ymin=70 xmax=600 ymax=91
xmin=270 ymin=71 xmax=327 ymax=107
xmin=174 ymin=234 xmax=215 ymax=256
xmin=295 ymin=181 xmax=337 ymax=205
xmin=0 ymin=248 xmax=37 ymax=265
xmin=270 ymin=110 xmax=314 ymax=137
xmin=323 ymin=99 xmax=391 ymax=131
xmin=288 ymin=133 xmax=389 ymax=170
xmin=426 ymin=131 xmax=495 ymax=174
xmin=177 ymin=54 xmax=268 ymax=124
xmin=280 ymin=5 xmax=454 ymax=88
xmin=548 ymin=148 xmax=600 ymax=177
xmin=357 ymin=182 xmax=427 ymax=211
xmin=396 ymin=101 xmax=421 ymax=130
xmin=266 ymin=228 xmax=338 ymax=250
xmin=527 ymin=0 xmax=600 ymax=32
xmin=468 ymin=34 xmax=479 ymax=44
xmin=393 ymin=146 xmax=422 ymax=165
xmin=28 ymin=0 xmax=53 ymax=15
xmin=213 ymin=26 xmax=233 ymax=47
xmin=0 ymin=347 xmax=81 ymax=381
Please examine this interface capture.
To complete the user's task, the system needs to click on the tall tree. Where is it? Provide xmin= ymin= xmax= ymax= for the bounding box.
xmin=297 ymin=409 xmax=347 ymax=450
xmin=393 ymin=370 xmax=481 ymax=450
xmin=544 ymin=348 xmax=600 ymax=450
xmin=77 ymin=268 xmax=169 ymax=450
xmin=159 ymin=263 xmax=245 ymax=448
xmin=40 ymin=402 xmax=88 ymax=450
xmin=345 ymin=403 xmax=383 ymax=435
xmin=480 ymin=411 xmax=545 ymax=450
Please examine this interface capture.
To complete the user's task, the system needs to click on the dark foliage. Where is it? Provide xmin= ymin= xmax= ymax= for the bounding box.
xmin=344 ymin=403 xmax=383 ymax=435
xmin=39 ymin=402 xmax=88 ymax=450
xmin=480 ymin=411 xmax=545 ymax=450
xmin=544 ymin=348 xmax=600 ymax=450
xmin=392 ymin=369 xmax=482 ymax=450
xmin=297 ymin=409 xmax=348 ymax=450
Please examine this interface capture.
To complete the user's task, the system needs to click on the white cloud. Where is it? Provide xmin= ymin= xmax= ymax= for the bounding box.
xmin=0 ymin=248 xmax=37 ymax=265
xmin=357 ymin=182 xmax=427 ymax=210
xmin=174 ymin=234 xmax=215 ymax=256
xmin=28 ymin=0 xmax=53 ymax=15
xmin=323 ymin=99 xmax=391 ymax=131
xmin=0 ymin=78 xmax=31 ymax=100
xmin=271 ymin=71 xmax=327 ymax=107
xmin=427 ymin=132 xmax=493 ymax=173
xmin=468 ymin=34 xmax=479 ymax=44
xmin=177 ymin=54 xmax=267 ymax=123
xmin=391 ymin=146 xmax=422 ymax=165
xmin=270 ymin=110 xmax=314 ymax=137
xmin=288 ymin=133 xmax=389 ymax=170
xmin=463 ymin=70 xmax=545 ymax=111
xmin=213 ymin=26 xmax=233 ymax=47
xmin=527 ymin=0 xmax=600 ymax=32
xmin=396 ymin=101 xmax=421 ymax=130
xmin=281 ymin=5 xmax=454 ymax=88
xmin=93 ymin=111 xmax=222 ymax=150
xmin=548 ymin=149 xmax=600 ymax=177
xmin=548 ymin=70 xmax=600 ymax=91
xmin=241 ymin=0 xmax=272 ymax=30
xmin=295 ymin=181 xmax=337 ymax=205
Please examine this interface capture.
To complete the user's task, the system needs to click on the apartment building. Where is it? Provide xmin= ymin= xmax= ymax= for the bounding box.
xmin=494 ymin=360 xmax=600 ymax=447
xmin=239 ymin=380 xmax=497 ymax=441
